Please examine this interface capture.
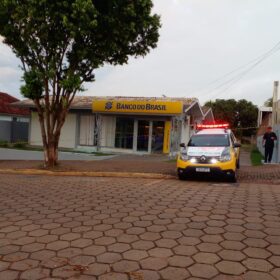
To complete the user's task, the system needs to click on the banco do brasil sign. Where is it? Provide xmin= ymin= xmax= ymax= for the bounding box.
xmin=92 ymin=99 xmax=183 ymax=115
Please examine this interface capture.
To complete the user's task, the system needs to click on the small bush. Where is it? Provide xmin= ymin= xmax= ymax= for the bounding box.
xmin=0 ymin=140 xmax=9 ymax=147
xmin=13 ymin=142 xmax=27 ymax=149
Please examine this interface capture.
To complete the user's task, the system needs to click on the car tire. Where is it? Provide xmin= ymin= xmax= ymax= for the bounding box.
xmin=236 ymin=159 xmax=240 ymax=169
xmin=228 ymin=171 xmax=237 ymax=183
xmin=178 ymin=173 xmax=187 ymax=181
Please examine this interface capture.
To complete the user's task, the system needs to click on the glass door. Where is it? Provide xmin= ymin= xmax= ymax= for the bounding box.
xmin=137 ymin=120 xmax=150 ymax=152
xmin=152 ymin=121 xmax=165 ymax=153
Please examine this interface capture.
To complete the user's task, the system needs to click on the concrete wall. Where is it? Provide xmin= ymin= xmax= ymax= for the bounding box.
xmin=30 ymin=112 xmax=77 ymax=149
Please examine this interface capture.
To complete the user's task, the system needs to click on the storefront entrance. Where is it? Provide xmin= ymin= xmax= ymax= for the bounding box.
xmin=152 ymin=121 xmax=165 ymax=153
xmin=135 ymin=119 xmax=165 ymax=154
xmin=137 ymin=120 xmax=150 ymax=152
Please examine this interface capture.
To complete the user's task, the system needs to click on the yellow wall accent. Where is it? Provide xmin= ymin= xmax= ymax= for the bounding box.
xmin=163 ymin=121 xmax=171 ymax=154
xmin=92 ymin=99 xmax=183 ymax=115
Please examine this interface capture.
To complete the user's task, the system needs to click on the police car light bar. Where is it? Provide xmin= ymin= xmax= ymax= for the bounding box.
xmin=197 ymin=123 xmax=229 ymax=129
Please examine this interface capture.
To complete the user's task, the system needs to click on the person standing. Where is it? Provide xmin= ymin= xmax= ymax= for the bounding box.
xmin=263 ymin=126 xmax=277 ymax=163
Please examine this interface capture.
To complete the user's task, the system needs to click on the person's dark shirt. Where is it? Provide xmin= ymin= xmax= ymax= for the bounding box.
xmin=263 ymin=132 xmax=277 ymax=148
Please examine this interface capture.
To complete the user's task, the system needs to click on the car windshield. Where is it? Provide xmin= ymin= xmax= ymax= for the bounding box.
xmin=188 ymin=134 xmax=230 ymax=147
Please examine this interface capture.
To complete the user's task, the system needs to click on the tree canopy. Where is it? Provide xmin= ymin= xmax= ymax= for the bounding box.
xmin=0 ymin=0 xmax=161 ymax=166
xmin=205 ymin=99 xmax=258 ymax=137
xmin=264 ymin=97 xmax=273 ymax=107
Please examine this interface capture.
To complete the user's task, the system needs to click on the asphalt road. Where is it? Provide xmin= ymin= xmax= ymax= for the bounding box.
xmin=0 ymin=148 xmax=115 ymax=161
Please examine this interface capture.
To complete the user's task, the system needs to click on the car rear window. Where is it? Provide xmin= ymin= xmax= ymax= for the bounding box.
xmin=188 ymin=134 xmax=230 ymax=147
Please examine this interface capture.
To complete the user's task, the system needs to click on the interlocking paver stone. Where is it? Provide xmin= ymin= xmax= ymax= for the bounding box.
xmin=218 ymin=250 xmax=246 ymax=261
xmin=30 ymin=249 xmax=56 ymax=261
xmin=108 ymin=243 xmax=131 ymax=253
xmin=160 ymin=267 xmax=190 ymax=280
xmin=123 ymin=249 xmax=148 ymax=260
xmin=197 ymin=243 xmax=222 ymax=253
xmin=243 ymin=258 xmax=274 ymax=272
xmin=0 ymin=270 xmax=19 ymax=280
xmin=174 ymin=245 xmax=198 ymax=256
xmin=99 ymin=272 xmax=128 ymax=280
xmin=1 ymin=175 xmax=280 ymax=279
xmin=113 ymin=260 xmax=140 ymax=272
xmin=97 ymin=252 xmax=122 ymax=263
xmin=21 ymin=267 xmax=50 ymax=279
xmin=22 ymin=242 xmax=44 ymax=253
xmin=244 ymin=271 xmax=276 ymax=280
xmin=189 ymin=263 xmax=219 ymax=278
xmin=0 ymin=261 xmax=10 ymax=271
xmin=168 ymin=255 xmax=194 ymax=267
xmin=155 ymin=238 xmax=177 ymax=248
xmin=10 ymin=259 xmax=39 ymax=271
xmin=136 ymin=270 xmax=160 ymax=280
xmin=193 ymin=252 xmax=220 ymax=264
xmin=216 ymin=260 xmax=246 ymax=275
xmin=140 ymin=257 xmax=168 ymax=270
xmin=272 ymin=268 xmax=280 ymax=280
xmin=243 ymin=247 xmax=272 ymax=259
xmin=46 ymin=240 xmax=69 ymax=251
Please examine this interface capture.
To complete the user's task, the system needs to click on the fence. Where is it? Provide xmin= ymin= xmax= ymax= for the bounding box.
xmin=0 ymin=119 xmax=29 ymax=143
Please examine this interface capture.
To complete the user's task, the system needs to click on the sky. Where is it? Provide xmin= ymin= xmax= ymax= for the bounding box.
xmin=1 ymin=0 xmax=280 ymax=106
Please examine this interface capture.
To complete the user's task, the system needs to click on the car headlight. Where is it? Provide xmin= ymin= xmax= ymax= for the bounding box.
xmin=220 ymin=148 xmax=231 ymax=162
xmin=190 ymin=158 xmax=197 ymax=163
xmin=210 ymin=158 xmax=218 ymax=164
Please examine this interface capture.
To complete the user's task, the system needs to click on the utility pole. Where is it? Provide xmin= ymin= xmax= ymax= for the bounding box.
xmin=272 ymin=81 xmax=279 ymax=126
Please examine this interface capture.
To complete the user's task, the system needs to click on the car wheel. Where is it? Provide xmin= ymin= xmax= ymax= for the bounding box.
xmin=236 ymin=159 xmax=240 ymax=169
xmin=228 ymin=171 xmax=237 ymax=183
xmin=178 ymin=173 xmax=187 ymax=181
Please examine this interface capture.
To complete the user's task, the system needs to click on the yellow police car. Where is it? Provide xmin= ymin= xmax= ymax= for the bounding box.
xmin=177 ymin=124 xmax=241 ymax=182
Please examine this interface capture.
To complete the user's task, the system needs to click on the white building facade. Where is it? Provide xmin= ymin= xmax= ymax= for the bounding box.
xmin=15 ymin=96 xmax=214 ymax=155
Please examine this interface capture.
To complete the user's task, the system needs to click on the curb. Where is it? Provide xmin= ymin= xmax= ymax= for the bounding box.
xmin=0 ymin=169 xmax=177 ymax=180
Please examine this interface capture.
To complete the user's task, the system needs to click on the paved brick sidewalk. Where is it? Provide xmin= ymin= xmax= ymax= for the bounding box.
xmin=0 ymin=175 xmax=280 ymax=279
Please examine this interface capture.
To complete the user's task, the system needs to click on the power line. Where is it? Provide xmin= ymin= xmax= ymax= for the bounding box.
xmin=209 ymin=44 xmax=280 ymax=99
xmin=189 ymin=39 xmax=280 ymax=97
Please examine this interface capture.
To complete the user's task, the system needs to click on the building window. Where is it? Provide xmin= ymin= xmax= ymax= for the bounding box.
xmin=115 ymin=117 xmax=134 ymax=149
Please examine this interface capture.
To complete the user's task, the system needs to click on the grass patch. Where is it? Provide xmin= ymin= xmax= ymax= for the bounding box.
xmin=90 ymin=152 xmax=114 ymax=156
xmin=0 ymin=140 xmax=9 ymax=147
xmin=251 ymin=147 xmax=264 ymax=166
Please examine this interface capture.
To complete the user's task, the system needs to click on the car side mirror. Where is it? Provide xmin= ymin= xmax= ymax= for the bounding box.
xmin=234 ymin=143 xmax=241 ymax=148
xmin=180 ymin=143 xmax=186 ymax=148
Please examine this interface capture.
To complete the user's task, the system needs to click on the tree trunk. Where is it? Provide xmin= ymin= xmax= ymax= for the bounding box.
xmin=47 ymin=141 xmax=57 ymax=168
xmin=34 ymin=92 xmax=74 ymax=168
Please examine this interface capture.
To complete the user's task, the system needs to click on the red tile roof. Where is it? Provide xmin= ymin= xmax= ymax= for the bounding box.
xmin=0 ymin=92 xmax=30 ymax=116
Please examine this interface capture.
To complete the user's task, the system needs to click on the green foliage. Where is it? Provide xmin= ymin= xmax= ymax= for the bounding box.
xmin=264 ymin=97 xmax=273 ymax=107
xmin=0 ymin=0 xmax=161 ymax=98
xmin=205 ymin=99 xmax=258 ymax=137
xmin=20 ymin=70 xmax=44 ymax=100
xmin=0 ymin=140 xmax=9 ymax=147
xmin=0 ymin=0 xmax=160 ymax=166
xmin=13 ymin=141 xmax=28 ymax=149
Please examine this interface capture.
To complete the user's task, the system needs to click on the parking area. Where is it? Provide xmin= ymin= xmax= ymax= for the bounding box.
xmin=0 ymin=175 xmax=280 ymax=279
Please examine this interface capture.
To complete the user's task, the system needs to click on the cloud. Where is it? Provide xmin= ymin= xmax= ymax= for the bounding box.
xmin=1 ymin=0 xmax=280 ymax=106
